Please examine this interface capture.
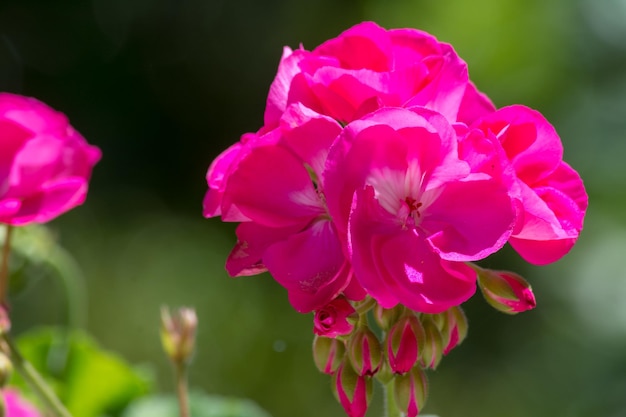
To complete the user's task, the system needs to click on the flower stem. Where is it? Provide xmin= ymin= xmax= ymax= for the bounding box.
xmin=384 ymin=380 xmax=402 ymax=417
xmin=175 ymin=361 xmax=190 ymax=417
xmin=0 ymin=224 xmax=14 ymax=305
xmin=1 ymin=332 xmax=73 ymax=417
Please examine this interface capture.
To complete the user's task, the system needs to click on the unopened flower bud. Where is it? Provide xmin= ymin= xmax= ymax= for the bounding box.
xmin=332 ymin=359 xmax=372 ymax=417
xmin=386 ymin=314 xmax=425 ymax=374
xmin=314 ymin=296 xmax=357 ymax=338
xmin=0 ymin=352 xmax=12 ymax=388
xmin=419 ymin=316 xmax=443 ymax=369
xmin=160 ymin=306 xmax=197 ymax=364
xmin=348 ymin=327 xmax=382 ymax=376
xmin=439 ymin=306 xmax=468 ymax=355
xmin=313 ymin=335 xmax=345 ymax=375
xmin=477 ymin=269 xmax=536 ymax=314
xmin=373 ymin=304 xmax=404 ymax=331
xmin=394 ymin=366 xmax=429 ymax=417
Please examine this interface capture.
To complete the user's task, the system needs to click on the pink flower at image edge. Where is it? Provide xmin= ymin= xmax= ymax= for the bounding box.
xmin=3 ymin=389 xmax=42 ymax=417
xmin=0 ymin=93 xmax=101 ymax=226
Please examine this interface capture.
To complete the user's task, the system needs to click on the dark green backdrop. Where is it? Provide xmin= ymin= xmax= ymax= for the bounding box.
xmin=2 ymin=0 xmax=625 ymax=416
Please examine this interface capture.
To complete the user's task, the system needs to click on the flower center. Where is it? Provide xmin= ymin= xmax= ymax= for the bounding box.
xmin=400 ymin=196 xmax=424 ymax=229
xmin=405 ymin=196 xmax=423 ymax=217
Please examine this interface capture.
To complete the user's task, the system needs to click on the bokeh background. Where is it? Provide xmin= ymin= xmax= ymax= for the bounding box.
xmin=2 ymin=0 xmax=626 ymax=416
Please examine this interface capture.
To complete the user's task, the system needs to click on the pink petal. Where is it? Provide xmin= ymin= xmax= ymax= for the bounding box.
xmin=474 ymin=105 xmax=563 ymax=184
xmin=264 ymin=48 xmax=329 ymax=127
xmin=423 ymin=179 xmax=515 ymax=261
xmin=225 ymin=221 xmax=302 ymax=277
xmin=0 ymin=118 xmax=33 ymax=181
xmin=279 ymin=103 xmax=342 ymax=178
xmin=263 ymin=220 xmax=351 ymax=313
xmin=313 ymin=21 xmax=392 ymax=71
xmin=8 ymin=137 xmax=64 ymax=196
xmin=0 ymin=198 xmax=21 ymax=221
xmin=510 ymin=162 xmax=587 ymax=264
xmin=456 ymin=82 xmax=496 ymax=125
xmin=402 ymin=43 xmax=469 ymax=121
xmin=309 ymin=65 xmax=430 ymax=122
xmin=0 ymin=93 xmax=68 ymax=136
xmin=203 ymin=142 xmax=244 ymax=218
xmin=223 ymin=143 xmax=324 ymax=228
xmin=8 ymin=177 xmax=87 ymax=225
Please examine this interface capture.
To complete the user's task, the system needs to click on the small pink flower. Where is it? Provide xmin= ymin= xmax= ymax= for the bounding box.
xmin=477 ymin=268 xmax=537 ymax=314
xmin=470 ymin=105 xmax=588 ymax=264
xmin=0 ymin=93 xmax=101 ymax=225
xmin=325 ymin=107 xmax=516 ymax=312
xmin=264 ymin=21 xmax=488 ymax=127
xmin=314 ymin=296 xmax=357 ymax=338
xmin=3 ymin=389 xmax=42 ymax=417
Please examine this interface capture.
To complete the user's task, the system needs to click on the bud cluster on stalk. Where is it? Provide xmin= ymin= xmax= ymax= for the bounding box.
xmin=312 ymin=297 xmax=469 ymax=417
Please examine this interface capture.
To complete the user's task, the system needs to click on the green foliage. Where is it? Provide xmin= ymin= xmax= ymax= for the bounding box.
xmin=11 ymin=328 xmax=151 ymax=417
xmin=122 ymin=392 xmax=272 ymax=417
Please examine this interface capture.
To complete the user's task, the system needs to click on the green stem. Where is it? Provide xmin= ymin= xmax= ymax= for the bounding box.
xmin=354 ymin=296 xmax=377 ymax=315
xmin=0 ymin=224 xmax=13 ymax=305
xmin=384 ymin=380 xmax=402 ymax=417
xmin=1 ymin=333 xmax=72 ymax=417
xmin=175 ymin=361 xmax=190 ymax=417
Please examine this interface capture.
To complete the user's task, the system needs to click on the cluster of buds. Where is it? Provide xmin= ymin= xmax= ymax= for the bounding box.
xmin=311 ymin=267 xmax=535 ymax=417
xmin=312 ymin=297 xmax=469 ymax=417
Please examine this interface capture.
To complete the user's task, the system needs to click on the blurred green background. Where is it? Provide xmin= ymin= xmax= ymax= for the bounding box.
xmin=1 ymin=0 xmax=625 ymax=416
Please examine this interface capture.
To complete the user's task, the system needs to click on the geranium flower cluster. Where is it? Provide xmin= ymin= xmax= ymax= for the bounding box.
xmin=203 ymin=21 xmax=587 ymax=417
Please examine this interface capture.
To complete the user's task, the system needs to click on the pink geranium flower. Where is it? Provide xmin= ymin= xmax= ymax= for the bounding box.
xmin=264 ymin=21 xmax=492 ymax=127
xmin=0 ymin=93 xmax=101 ymax=225
xmin=470 ymin=105 xmax=588 ymax=264
xmin=325 ymin=107 xmax=516 ymax=313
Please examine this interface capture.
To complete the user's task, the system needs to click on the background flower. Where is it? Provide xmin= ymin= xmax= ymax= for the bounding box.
xmin=0 ymin=93 xmax=101 ymax=226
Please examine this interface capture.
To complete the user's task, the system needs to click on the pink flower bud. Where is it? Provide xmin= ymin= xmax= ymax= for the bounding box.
xmin=312 ymin=335 xmax=346 ymax=375
xmin=419 ymin=316 xmax=443 ymax=369
xmin=394 ymin=367 xmax=429 ymax=417
xmin=438 ymin=306 xmax=468 ymax=355
xmin=477 ymin=269 xmax=536 ymax=314
xmin=386 ymin=314 xmax=425 ymax=374
xmin=333 ymin=360 xmax=372 ymax=417
xmin=314 ymin=296 xmax=357 ymax=338
xmin=348 ymin=328 xmax=382 ymax=376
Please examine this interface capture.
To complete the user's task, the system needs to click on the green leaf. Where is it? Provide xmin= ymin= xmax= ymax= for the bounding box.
xmin=11 ymin=327 xmax=152 ymax=417
xmin=122 ymin=392 xmax=272 ymax=417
